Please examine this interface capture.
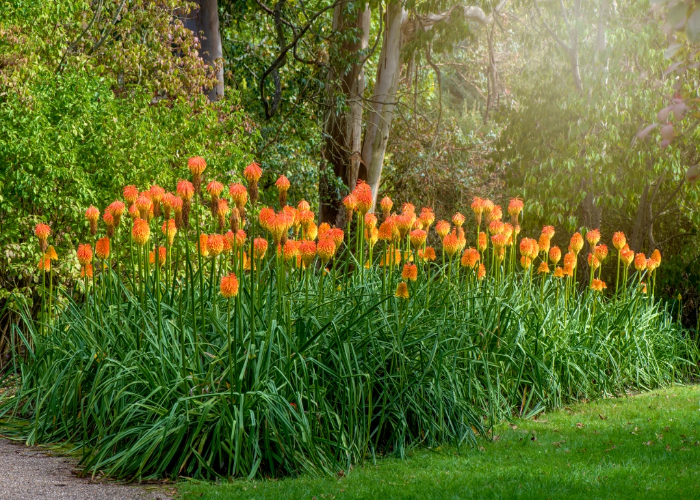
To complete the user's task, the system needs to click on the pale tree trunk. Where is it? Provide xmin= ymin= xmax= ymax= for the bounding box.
xmin=319 ymin=4 xmax=370 ymax=225
xmin=361 ymin=1 xmax=407 ymax=210
xmin=183 ymin=0 xmax=224 ymax=102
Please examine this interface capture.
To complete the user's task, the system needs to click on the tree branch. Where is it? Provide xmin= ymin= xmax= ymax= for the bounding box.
xmin=532 ymin=0 xmax=571 ymax=52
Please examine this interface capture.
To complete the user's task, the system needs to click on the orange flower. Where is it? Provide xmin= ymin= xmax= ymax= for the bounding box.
xmin=477 ymin=231 xmax=488 ymax=252
xmin=229 ymin=183 xmax=248 ymax=208
xmin=443 ymin=233 xmax=460 ymax=258
xmin=477 ymin=264 xmax=486 ymax=280
xmin=343 ymin=194 xmax=358 ymax=219
xmin=207 ymin=234 xmax=225 ymax=257
xmin=519 ymin=238 xmax=538 ymax=259
xmin=378 ymin=219 xmax=397 ymax=242
xmin=198 ymin=234 xmax=209 ymax=257
xmin=329 ymin=227 xmax=345 ymax=248
xmin=620 ymin=247 xmax=634 ymax=267
xmin=419 ymin=208 xmax=435 ymax=229
xmin=471 ymin=197 xmax=485 ymax=225
xmin=395 ymin=281 xmax=410 ymax=299
xmin=77 ymin=243 xmax=93 ymax=266
xmin=299 ymin=240 xmax=316 ymax=267
xmin=380 ymin=196 xmax=393 ymax=217
xmin=549 ymin=246 xmax=561 ymax=265
xmin=612 ymin=231 xmax=626 ymax=250
xmin=45 ymin=245 xmax=58 ymax=261
xmin=402 ymin=263 xmax=418 ymax=281
xmin=508 ymin=197 xmax=524 ymax=222
xmin=176 ymin=180 xmax=195 ymax=201
xmin=435 ymin=220 xmax=451 ymax=239
xmin=563 ymin=262 xmax=574 ymax=277
xmin=395 ymin=213 xmax=414 ymax=239
xmin=317 ymin=238 xmax=336 ymax=263
xmin=563 ymin=251 xmax=577 ymax=270
xmin=95 ymin=237 xmax=110 ymax=260
xmin=380 ymin=249 xmax=402 ymax=267
xmin=85 ymin=205 xmax=100 ymax=224
xmin=297 ymin=200 xmax=310 ymax=212
xmin=591 ymin=279 xmax=607 ymax=292
xmin=541 ymin=226 xmax=555 ymax=240
xmin=275 ymin=175 xmax=290 ymax=193
xmin=418 ymin=246 xmax=437 ymax=262
xmin=488 ymin=220 xmax=505 ymax=235
xmin=650 ymin=249 xmax=661 ymax=266
xmin=34 ymin=223 xmax=51 ymax=251
xmin=365 ymin=212 xmax=378 ymax=229
xmin=585 ymin=228 xmax=601 ymax=247
xmin=150 ymin=184 xmax=165 ymax=202
xmin=569 ymin=232 xmax=584 ymax=254
xmin=594 ymin=244 xmax=608 ymax=262
xmin=128 ymin=204 xmax=138 ymax=220
xmin=123 ymin=185 xmax=139 ymax=205
xmin=354 ymin=187 xmax=373 ymax=215
xmin=282 ymin=239 xmax=299 ymax=262
xmin=188 ymin=156 xmax=207 ymax=176
xmin=207 ymin=180 xmax=225 ymax=199
xmin=220 ymin=273 xmax=240 ymax=298
xmin=38 ymin=257 xmax=51 ymax=272
xmin=488 ymin=204 xmax=503 ymax=222
xmin=491 ymin=233 xmax=507 ymax=249
xmin=132 ymin=219 xmax=150 ymax=246
xmin=243 ymin=162 xmax=263 ymax=183
xmin=646 ymin=258 xmax=659 ymax=272
xmin=553 ymin=266 xmax=564 ymax=278
xmin=640 ymin=282 xmax=647 ymax=294
xmin=587 ymin=253 xmax=600 ymax=270
xmin=409 ymin=229 xmax=427 ymax=249
xmin=81 ymin=263 xmax=94 ymax=279
xmin=149 ymin=246 xmax=167 ymax=266
xmin=520 ymin=256 xmax=532 ymax=270
xmin=460 ymin=247 xmax=480 ymax=269
xmin=537 ymin=233 xmax=551 ymax=255
xmin=365 ymin=226 xmax=379 ymax=248
xmin=537 ymin=261 xmax=549 ymax=274
xmin=253 ymin=237 xmax=268 ymax=260
xmin=298 ymin=210 xmax=315 ymax=232
xmin=108 ymin=201 xmax=126 ymax=227
xmin=452 ymin=212 xmax=466 ymax=227
xmin=259 ymin=207 xmax=275 ymax=232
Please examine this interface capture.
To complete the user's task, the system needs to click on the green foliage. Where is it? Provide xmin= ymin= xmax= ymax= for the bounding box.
xmin=178 ymin=385 xmax=700 ymax=499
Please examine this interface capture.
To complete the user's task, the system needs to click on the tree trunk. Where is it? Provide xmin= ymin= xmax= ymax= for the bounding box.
xmin=360 ymin=1 xmax=406 ymax=210
xmin=183 ymin=0 xmax=224 ymax=102
xmin=319 ymin=4 xmax=370 ymax=226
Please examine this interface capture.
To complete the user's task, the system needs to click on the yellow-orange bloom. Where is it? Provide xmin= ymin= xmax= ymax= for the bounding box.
xmin=435 ymin=220 xmax=451 ymax=239
xmin=569 ymin=232 xmax=584 ymax=254
xmin=646 ymin=258 xmax=659 ymax=272
xmin=395 ymin=281 xmax=409 ymax=299
xmin=149 ymin=246 xmax=167 ymax=266
xmin=591 ymin=279 xmax=607 ymax=292
xmin=380 ymin=196 xmax=393 ymax=217
xmin=460 ymin=247 xmax=480 ymax=268
xmin=299 ymin=240 xmax=316 ymax=267
xmin=81 ymin=263 xmax=94 ymax=279
xmin=409 ymin=229 xmax=427 ymax=249
xmin=176 ymin=180 xmax=195 ymax=201
xmin=418 ymin=246 xmax=437 ymax=262
xmin=365 ymin=212 xmax=378 ymax=229
xmin=491 ymin=233 xmax=507 ymax=249
xmin=220 ymin=273 xmax=239 ymax=298
xmin=38 ymin=257 xmax=51 ymax=272
xmin=586 ymin=228 xmax=601 ymax=247
xmin=553 ymin=266 xmax=564 ymax=278
xmin=538 ymin=233 xmax=551 ymax=255
xmin=488 ymin=220 xmax=505 ymax=235
xmin=328 ymin=227 xmax=345 ymax=248
xmin=206 ymin=180 xmax=225 ymax=199
xmin=419 ymin=207 xmax=435 ymax=229
xmin=135 ymin=195 xmax=152 ymax=220
xmin=243 ymin=162 xmax=263 ymax=183
xmin=354 ymin=187 xmax=373 ymax=215
xmin=488 ymin=204 xmax=502 ymax=222
xmin=34 ymin=223 xmax=51 ymax=241
xmin=563 ymin=251 xmax=577 ymax=270
xmin=282 ymin=239 xmax=299 ymax=262
xmin=188 ymin=156 xmax=207 ymax=176
xmin=259 ymin=207 xmax=275 ymax=232
xmin=85 ymin=205 xmax=100 ymax=223
xmin=640 ymin=282 xmax=647 ymax=294
xmin=650 ymin=249 xmax=661 ymax=266
xmin=476 ymin=231 xmax=489 ymax=252
xmin=45 ymin=245 xmax=58 ymax=261
xmin=538 ymin=261 xmax=549 ymax=274
xmin=587 ymin=253 xmax=600 ymax=270
xmin=395 ymin=213 xmax=414 ymax=239
xmin=132 ymin=219 xmax=150 ymax=246
xmin=77 ymin=243 xmax=93 ymax=266
xmin=229 ymin=183 xmax=248 ymax=208
xmin=471 ymin=197 xmax=485 ymax=225
xmin=402 ymin=263 xmax=418 ymax=281
xmin=161 ymin=219 xmax=177 ymax=246
xmin=199 ymin=234 xmax=209 ymax=257
xmin=443 ymin=233 xmax=460 ymax=258
xmin=254 ymin=237 xmax=269 ymax=260
xmin=594 ymin=244 xmax=608 ymax=262
xmin=612 ymin=231 xmax=626 ymax=250
xmin=519 ymin=238 xmax=538 ymax=259
xmin=520 ymin=256 xmax=532 ymax=270
xmin=95 ymin=237 xmax=110 ymax=260
xmin=275 ymin=175 xmax=290 ymax=193
xmin=620 ymin=248 xmax=634 ymax=267
xmin=549 ymin=246 xmax=561 ymax=265
xmin=317 ymin=238 xmax=336 ymax=263
xmin=123 ymin=185 xmax=139 ymax=205
xmin=207 ymin=234 xmax=225 ymax=257
xmin=452 ymin=212 xmax=466 ymax=227
xmin=541 ymin=225 xmax=555 ymax=240
xmin=508 ymin=197 xmax=524 ymax=222
xmin=477 ymin=264 xmax=486 ymax=280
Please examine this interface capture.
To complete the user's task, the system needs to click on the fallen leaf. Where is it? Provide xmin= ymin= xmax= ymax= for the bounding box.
xmin=599 ymin=414 xmax=607 ymax=420
xmin=576 ymin=423 xmax=585 ymax=429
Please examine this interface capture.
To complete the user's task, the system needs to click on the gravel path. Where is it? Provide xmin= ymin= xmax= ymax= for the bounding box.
xmin=0 ymin=439 xmax=173 ymax=500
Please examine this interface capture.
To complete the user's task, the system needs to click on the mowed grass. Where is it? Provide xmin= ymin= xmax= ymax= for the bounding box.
xmin=178 ymin=385 xmax=700 ymax=500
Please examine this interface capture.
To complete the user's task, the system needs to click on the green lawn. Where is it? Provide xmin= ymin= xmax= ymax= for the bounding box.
xmin=178 ymin=385 xmax=700 ymax=500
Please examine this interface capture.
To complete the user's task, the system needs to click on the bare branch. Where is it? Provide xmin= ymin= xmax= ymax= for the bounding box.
xmin=532 ymin=0 xmax=571 ymax=52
